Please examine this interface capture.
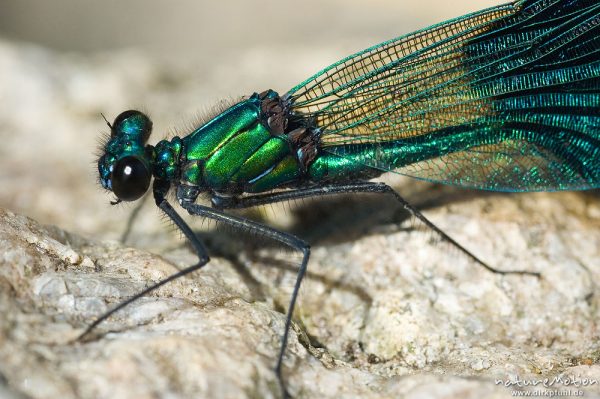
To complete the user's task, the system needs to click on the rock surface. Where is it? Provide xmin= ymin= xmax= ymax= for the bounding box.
xmin=1 ymin=13 xmax=600 ymax=399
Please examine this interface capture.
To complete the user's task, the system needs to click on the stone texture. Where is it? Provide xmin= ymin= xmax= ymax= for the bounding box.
xmin=0 ymin=17 xmax=600 ymax=399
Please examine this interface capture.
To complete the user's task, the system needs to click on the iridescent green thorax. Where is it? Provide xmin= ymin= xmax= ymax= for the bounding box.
xmin=175 ymin=91 xmax=313 ymax=194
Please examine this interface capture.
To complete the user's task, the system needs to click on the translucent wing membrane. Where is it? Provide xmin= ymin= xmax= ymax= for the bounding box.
xmin=286 ymin=0 xmax=600 ymax=191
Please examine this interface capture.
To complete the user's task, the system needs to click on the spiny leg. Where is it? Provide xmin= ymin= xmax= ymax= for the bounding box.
xmin=177 ymin=186 xmax=310 ymax=397
xmin=212 ymin=181 xmax=540 ymax=277
xmin=77 ymin=180 xmax=210 ymax=341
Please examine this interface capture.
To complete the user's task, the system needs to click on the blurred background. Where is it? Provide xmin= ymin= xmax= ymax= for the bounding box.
xmin=0 ymin=1 xmax=503 ymax=56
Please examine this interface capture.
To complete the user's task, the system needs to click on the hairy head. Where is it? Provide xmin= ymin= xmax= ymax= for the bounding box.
xmin=97 ymin=110 xmax=154 ymax=202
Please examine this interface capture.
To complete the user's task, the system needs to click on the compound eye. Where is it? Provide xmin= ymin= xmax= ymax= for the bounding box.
xmin=111 ymin=156 xmax=151 ymax=201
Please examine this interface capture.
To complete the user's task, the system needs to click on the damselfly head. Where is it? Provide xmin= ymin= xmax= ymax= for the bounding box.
xmin=97 ymin=110 xmax=154 ymax=202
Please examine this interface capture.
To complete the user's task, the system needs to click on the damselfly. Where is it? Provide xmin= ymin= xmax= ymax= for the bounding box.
xmin=85 ymin=0 xmax=600 ymax=396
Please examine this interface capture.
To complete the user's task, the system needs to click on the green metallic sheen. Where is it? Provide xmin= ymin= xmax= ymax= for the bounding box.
xmin=119 ymin=113 xmax=151 ymax=140
xmin=154 ymin=136 xmax=182 ymax=181
xmin=308 ymin=126 xmax=600 ymax=191
xmin=175 ymin=94 xmax=304 ymax=194
xmin=105 ymin=137 xmax=144 ymax=161
xmin=246 ymin=155 xmax=302 ymax=193
xmin=230 ymin=136 xmax=291 ymax=184
xmin=183 ymin=94 xmax=262 ymax=160
xmin=180 ymin=161 xmax=202 ymax=187
xmin=203 ymin=122 xmax=272 ymax=190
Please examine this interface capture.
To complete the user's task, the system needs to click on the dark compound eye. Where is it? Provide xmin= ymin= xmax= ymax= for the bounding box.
xmin=111 ymin=156 xmax=151 ymax=201
xmin=112 ymin=110 xmax=153 ymax=143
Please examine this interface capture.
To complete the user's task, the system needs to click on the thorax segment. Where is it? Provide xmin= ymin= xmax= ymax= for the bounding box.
xmin=176 ymin=91 xmax=318 ymax=194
